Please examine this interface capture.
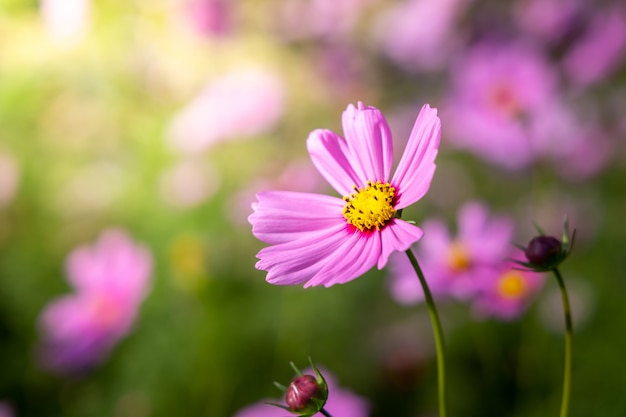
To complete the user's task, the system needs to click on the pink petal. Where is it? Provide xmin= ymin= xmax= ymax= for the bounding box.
xmin=391 ymin=104 xmax=441 ymax=209
xmin=249 ymin=191 xmax=346 ymax=244
xmin=307 ymin=129 xmax=362 ymax=196
xmin=256 ymin=224 xmax=352 ymax=286
xmin=341 ymin=102 xmax=394 ymax=184
xmin=304 ymin=230 xmax=382 ymax=287
xmin=378 ymin=219 xmax=424 ymax=269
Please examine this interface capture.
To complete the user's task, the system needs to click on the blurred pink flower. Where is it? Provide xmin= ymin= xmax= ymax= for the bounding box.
xmin=373 ymin=0 xmax=472 ymax=72
xmin=183 ymin=0 xmax=232 ymax=38
xmin=40 ymin=0 xmax=91 ymax=45
xmin=249 ymin=102 xmax=441 ymax=287
xmin=234 ymin=368 xmax=369 ymax=417
xmin=168 ymin=68 xmax=285 ymax=154
xmin=471 ymin=261 xmax=544 ymax=321
xmin=388 ymin=202 xmax=514 ymax=305
xmin=0 ymin=402 xmax=14 ymax=417
xmin=513 ymin=0 xmax=582 ymax=42
xmin=563 ymin=7 xmax=626 ymax=86
xmin=39 ymin=229 xmax=152 ymax=372
xmin=277 ymin=0 xmax=372 ymax=41
xmin=443 ymin=41 xmax=569 ymax=169
xmin=0 ymin=151 xmax=19 ymax=208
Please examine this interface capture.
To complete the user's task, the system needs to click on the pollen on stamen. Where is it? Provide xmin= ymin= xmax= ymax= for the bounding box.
xmin=342 ymin=180 xmax=396 ymax=232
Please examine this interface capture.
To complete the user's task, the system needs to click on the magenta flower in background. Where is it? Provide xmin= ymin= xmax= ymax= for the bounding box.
xmin=563 ymin=6 xmax=626 ymax=86
xmin=38 ymin=229 xmax=152 ymax=372
xmin=443 ymin=41 xmax=561 ymax=169
xmin=167 ymin=67 xmax=285 ymax=154
xmin=388 ymin=202 xmax=514 ymax=305
xmin=183 ymin=0 xmax=232 ymax=38
xmin=513 ymin=0 xmax=582 ymax=43
xmin=0 ymin=402 xmax=14 ymax=417
xmin=471 ymin=260 xmax=544 ymax=321
xmin=249 ymin=102 xmax=441 ymax=287
xmin=234 ymin=368 xmax=369 ymax=417
xmin=373 ymin=0 xmax=471 ymax=72
xmin=277 ymin=0 xmax=372 ymax=41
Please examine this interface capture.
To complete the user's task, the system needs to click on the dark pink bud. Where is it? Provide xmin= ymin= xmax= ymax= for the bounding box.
xmin=525 ymin=235 xmax=562 ymax=267
xmin=285 ymin=375 xmax=323 ymax=413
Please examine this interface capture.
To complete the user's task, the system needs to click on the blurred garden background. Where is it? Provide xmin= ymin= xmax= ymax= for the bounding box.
xmin=1 ymin=0 xmax=626 ymax=416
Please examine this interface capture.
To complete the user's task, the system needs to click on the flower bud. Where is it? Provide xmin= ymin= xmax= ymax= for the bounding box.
xmin=525 ymin=235 xmax=562 ymax=267
xmin=286 ymin=375 xmax=324 ymax=414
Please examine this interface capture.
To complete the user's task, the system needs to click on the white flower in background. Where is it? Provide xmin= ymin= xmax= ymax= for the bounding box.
xmin=40 ymin=0 xmax=91 ymax=45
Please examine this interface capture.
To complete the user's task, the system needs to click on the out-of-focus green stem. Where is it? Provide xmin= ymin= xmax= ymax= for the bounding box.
xmin=406 ymin=248 xmax=447 ymax=417
xmin=552 ymin=267 xmax=572 ymax=417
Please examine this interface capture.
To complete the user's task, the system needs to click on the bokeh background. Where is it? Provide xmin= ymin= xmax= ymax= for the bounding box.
xmin=1 ymin=0 xmax=625 ymax=416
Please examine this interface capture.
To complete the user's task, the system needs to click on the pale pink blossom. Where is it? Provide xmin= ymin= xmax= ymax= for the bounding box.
xmin=168 ymin=68 xmax=285 ymax=154
xmin=183 ymin=0 xmax=232 ymax=38
xmin=373 ymin=0 xmax=472 ymax=72
xmin=388 ymin=202 xmax=514 ymax=304
xmin=39 ymin=229 xmax=152 ymax=372
xmin=277 ymin=0 xmax=372 ymax=41
xmin=250 ymin=102 xmax=441 ymax=287
xmin=513 ymin=0 xmax=582 ymax=42
xmin=563 ymin=7 xmax=626 ymax=86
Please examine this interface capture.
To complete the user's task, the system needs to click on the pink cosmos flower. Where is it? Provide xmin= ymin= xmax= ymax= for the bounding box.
xmin=388 ymin=202 xmax=514 ymax=305
xmin=471 ymin=260 xmax=544 ymax=321
xmin=249 ymin=102 xmax=441 ymax=288
xmin=38 ymin=229 xmax=152 ymax=372
xmin=234 ymin=368 xmax=369 ymax=417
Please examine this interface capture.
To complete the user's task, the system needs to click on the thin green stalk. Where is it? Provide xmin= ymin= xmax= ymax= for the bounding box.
xmin=406 ymin=248 xmax=448 ymax=417
xmin=552 ymin=267 xmax=572 ymax=417
xmin=320 ymin=408 xmax=333 ymax=417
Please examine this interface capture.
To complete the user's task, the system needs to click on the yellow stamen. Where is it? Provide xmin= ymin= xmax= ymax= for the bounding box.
xmin=342 ymin=180 xmax=396 ymax=232
xmin=497 ymin=271 xmax=528 ymax=299
xmin=447 ymin=242 xmax=471 ymax=272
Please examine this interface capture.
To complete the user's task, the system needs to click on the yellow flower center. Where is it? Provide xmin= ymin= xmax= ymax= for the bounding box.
xmin=497 ymin=271 xmax=528 ymax=299
xmin=342 ymin=180 xmax=396 ymax=232
xmin=447 ymin=242 xmax=471 ymax=272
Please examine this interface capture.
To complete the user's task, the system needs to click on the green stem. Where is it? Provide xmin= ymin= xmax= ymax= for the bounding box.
xmin=552 ymin=267 xmax=572 ymax=417
xmin=320 ymin=408 xmax=333 ymax=417
xmin=406 ymin=248 xmax=447 ymax=417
